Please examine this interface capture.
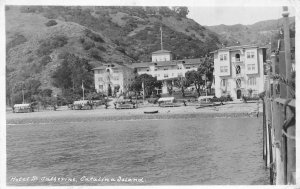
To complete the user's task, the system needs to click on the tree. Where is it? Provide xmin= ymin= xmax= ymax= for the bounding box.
xmin=173 ymin=77 xmax=191 ymax=97
xmin=197 ymin=57 xmax=214 ymax=93
xmin=185 ymin=70 xmax=203 ymax=97
xmin=172 ymin=7 xmax=189 ymax=18
xmin=51 ymin=53 xmax=94 ymax=100
xmin=129 ymin=74 xmax=161 ymax=97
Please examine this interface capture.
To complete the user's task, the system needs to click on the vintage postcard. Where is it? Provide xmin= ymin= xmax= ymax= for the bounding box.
xmin=1 ymin=0 xmax=297 ymax=188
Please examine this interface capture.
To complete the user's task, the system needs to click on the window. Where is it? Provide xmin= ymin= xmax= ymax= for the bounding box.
xmin=164 ymin=68 xmax=168 ymax=71
xmin=235 ymin=54 xmax=240 ymax=61
xmin=248 ymin=78 xmax=256 ymax=86
xmin=147 ymin=69 xmax=149 ymax=72
xmin=247 ymin=52 xmax=255 ymax=59
xmin=178 ymin=73 xmax=183 ymax=77
xmin=221 ymin=79 xmax=227 ymax=87
xmin=154 ymin=69 xmax=157 ymax=71
xmin=186 ymin=67 xmax=190 ymax=69
xmin=164 ymin=74 xmax=168 ymax=78
xmin=247 ymin=64 xmax=256 ymax=71
xmin=98 ymin=77 xmax=103 ymax=82
xmin=236 ymin=79 xmax=241 ymax=88
xmin=172 ymin=73 xmax=174 ymax=76
xmin=99 ymin=85 xmax=103 ymax=90
xmin=220 ymin=54 xmax=227 ymax=61
xmin=224 ymin=54 xmax=227 ymax=61
xmin=220 ymin=66 xmax=228 ymax=73
xmin=236 ymin=65 xmax=241 ymax=74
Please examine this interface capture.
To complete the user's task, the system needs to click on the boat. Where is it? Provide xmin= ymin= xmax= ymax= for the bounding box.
xmin=114 ymin=99 xmax=137 ymax=109
xmin=195 ymin=96 xmax=223 ymax=109
xmin=13 ymin=103 xmax=34 ymax=113
xmin=158 ymin=97 xmax=181 ymax=107
xmin=144 ymin=110 xmax=159 ymax=114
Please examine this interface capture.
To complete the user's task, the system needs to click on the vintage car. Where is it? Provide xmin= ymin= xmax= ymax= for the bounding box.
xmin=73 ymin=100 xmax=93 ymax=110
xmin=13 ymin=104 xmax=34 ymax=113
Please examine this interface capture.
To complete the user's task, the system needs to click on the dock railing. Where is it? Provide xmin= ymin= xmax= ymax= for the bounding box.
xmin=263 ymin=7 xmax=296 ymax=184
xmin=263 ymin=97 xmax=295 ymax=184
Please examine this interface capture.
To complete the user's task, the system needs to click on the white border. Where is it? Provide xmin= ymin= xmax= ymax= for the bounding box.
xmin=1 ymin=0 xmax=299 ymax=189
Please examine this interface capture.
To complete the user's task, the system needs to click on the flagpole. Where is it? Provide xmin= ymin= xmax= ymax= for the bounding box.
xmin=142 ymin=81 xmax=145 ymax=104
xmin=82 ymin=80 xmax=85 ymax=100
xmin=22 ymin=87 xmax=25 ymax=104
xmin=160 ymin=26 xmax=163 ymax=50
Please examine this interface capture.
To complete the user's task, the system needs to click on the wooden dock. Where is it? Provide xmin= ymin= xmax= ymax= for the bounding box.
xmin=262 ymin=6 xmax=295 ymax=185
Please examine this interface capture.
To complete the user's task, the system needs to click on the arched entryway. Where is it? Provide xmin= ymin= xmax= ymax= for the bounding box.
xmin=237 ymin=89 xmax=242 ymax=99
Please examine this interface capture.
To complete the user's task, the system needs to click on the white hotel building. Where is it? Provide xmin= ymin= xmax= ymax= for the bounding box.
xmin=131 ymin=50 xmax=204 ymax=94
xmin=212 ymin=45 xmax=267 ymax=100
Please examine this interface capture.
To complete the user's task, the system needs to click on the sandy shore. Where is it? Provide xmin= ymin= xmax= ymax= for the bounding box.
xmin=6 ymin=101 xmax=262 ymax=124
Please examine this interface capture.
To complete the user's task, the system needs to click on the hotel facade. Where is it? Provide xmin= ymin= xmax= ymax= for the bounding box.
xmin=93 ymin=63 xmax=135 ymax=95
xmin=212 ymin=45 xmax=267 ymax=100
xmin=131 ymin=50 xmax=204 ymax=94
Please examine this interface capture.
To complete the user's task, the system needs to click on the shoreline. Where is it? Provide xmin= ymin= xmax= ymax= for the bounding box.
xmin=6 ymin=103 xmax=262 ymax=124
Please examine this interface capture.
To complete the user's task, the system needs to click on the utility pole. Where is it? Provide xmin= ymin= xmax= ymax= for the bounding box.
xmin=282 ymin=6 xmax=292 ymax=98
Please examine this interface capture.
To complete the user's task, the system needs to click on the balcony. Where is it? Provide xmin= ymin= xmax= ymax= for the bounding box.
xmin=232 ymin=58 xmax=244 ymax=64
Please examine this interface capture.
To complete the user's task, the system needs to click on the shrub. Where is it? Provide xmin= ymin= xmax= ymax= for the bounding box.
xmin=6 ymin=34 xmax=27 ymax=52
xmin=116 ymin=46 xmax=126 ymax=54
xmin=40 ymin=56 xmax=52 ymax=66
xmin=79 ymin=37 xmax=85 ymax=44
xmin=89 ymin=48 xmax=102 ymax=60
xmin=45 ymin=20 xmax=57 ymax=27
xmin=57 ymin=52 xmax=70 ymax=59
xmin=26 ymin=56 xmax=34 ymax=63
xmin=43 ymin=11 xmax=58 ymax=19
xmin=82 ymin=40 xmax=95 ymax=50
xmin=96 ymin=44 xmax=106 ymax=52
xmin=37 ymin=35 xmax=68 ymax=56
xmin=20 ymin=6 xmax=43 ymax=13
xmin=84 ymin=29 xmax=104 ymax=43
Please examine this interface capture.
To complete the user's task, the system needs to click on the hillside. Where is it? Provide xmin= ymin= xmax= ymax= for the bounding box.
xmin=206 ymin=17 xmax=295 ymax=47
xmin=6 ymin=6 xmax=221 ymax=105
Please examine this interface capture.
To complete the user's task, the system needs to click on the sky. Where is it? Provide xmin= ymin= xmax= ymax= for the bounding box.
xmin=188 ymin=6 xmax=296 ymax=26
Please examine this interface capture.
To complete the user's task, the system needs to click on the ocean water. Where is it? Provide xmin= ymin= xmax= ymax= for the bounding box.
xmin=7 ymin=117 xmax=269 ymax=185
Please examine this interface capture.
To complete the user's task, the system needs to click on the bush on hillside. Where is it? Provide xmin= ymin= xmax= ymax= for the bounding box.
xmin=82 ymin=40 xmax=95 ymax=50
xmin=40 ymin=56 xmax=52 ymax=66
xmin=37 ymin=35 xmax=68 ymax=56
xmin=6 ymin=34 xmax=27 ymax=52
xmin=84 ymin=29 xmax=104 ymax=43
xmin=26 ymin=56 xmax=34 ymax=63
xmin=20 ymin=6 xmax=44 ymax=13
xmin=96 ymin=44 xmax=106 ymax=52
xmin=89 ymin=48 xmax=102 ymax=60
xmin=45 ymin=20 xmax=58 ymax=27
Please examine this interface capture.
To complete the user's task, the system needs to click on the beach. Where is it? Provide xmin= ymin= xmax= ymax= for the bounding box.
xmin=6 ymin=101 xmax=262 ymax=124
